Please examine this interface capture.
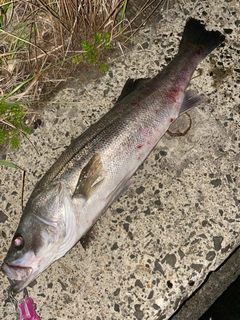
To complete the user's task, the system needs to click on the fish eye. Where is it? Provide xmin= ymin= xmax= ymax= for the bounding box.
xmin=11 ymin=234 xmax=24 ymax=250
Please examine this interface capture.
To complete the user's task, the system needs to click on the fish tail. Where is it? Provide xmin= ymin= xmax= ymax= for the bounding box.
xmin=179 ymin=18 xmax=225 ymax=57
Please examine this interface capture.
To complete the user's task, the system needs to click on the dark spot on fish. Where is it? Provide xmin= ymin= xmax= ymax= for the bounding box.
xmin=167 ymin=280 xmax=173 ymax=288
xmin=12 ymin=234 xmax=24 ymax=250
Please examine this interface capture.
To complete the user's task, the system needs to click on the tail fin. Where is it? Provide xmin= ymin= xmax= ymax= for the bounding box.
xmin=179 ymin=18 xmax=225 ymax=56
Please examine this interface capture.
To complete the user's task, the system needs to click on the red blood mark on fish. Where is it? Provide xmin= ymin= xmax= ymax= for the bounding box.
xmin=170 ymin=118 xmax=175 ymax=123
xmin=172 ymin=87 xmax=181 ymax=93
xmin=165 ymin=86 xmax=183 ymax=103
xmin=137 ymin=145 xmax=143 ymax=149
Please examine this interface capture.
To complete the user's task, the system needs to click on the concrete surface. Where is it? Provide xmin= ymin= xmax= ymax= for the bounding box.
xmin=171 ymin=245 xmax=240 ymax=320
xmin=0 ymin=0 xmax=239 ymax=319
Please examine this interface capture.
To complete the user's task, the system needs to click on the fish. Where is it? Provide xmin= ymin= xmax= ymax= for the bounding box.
xmin=1 ymin=18 xmax=225 ymax=293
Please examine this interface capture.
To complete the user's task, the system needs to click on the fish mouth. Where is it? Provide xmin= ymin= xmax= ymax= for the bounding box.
xmin=1 ymin=262 xmax=33 ymax=292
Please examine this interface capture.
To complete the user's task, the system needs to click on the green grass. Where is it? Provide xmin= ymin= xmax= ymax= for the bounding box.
xmin=0 ymin=99 xmax=31 ymax=149
xmin=0 ymin=158 xmax=23 ymax=169
xmin=73 ymin=31 xmax=111 ymax=71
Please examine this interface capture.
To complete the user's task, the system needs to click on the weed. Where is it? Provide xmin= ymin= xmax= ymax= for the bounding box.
xmin=0 ymin=1 xmax=164 ymax=104
xmin=0 ymin=159 xmax=22 ymax=169
xmin=0 ymin=99 xmax=30 ymax=149
xmin=0 ymin=0 xmax=11 ymax=28
xmin=78 ymin=32 xmax=111 ymax=71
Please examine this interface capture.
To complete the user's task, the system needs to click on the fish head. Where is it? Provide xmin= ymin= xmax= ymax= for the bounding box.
xmin=1 ymin=182 xmax=76 ymax=293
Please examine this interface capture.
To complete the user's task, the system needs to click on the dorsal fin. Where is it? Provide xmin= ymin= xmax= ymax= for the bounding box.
xmin=116 ymin=78 xmax=150 ymax=103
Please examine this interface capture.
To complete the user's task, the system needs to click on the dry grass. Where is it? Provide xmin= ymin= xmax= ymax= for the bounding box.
xmin=0 ymin=0 xmax=167 ymax=103
xmin=0 ymin=0 xmax=169 ymax=149
xmin=0 ymin=0 xmax=123 ymax=102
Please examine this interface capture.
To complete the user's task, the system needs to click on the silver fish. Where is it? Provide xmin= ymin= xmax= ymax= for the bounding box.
xmin=1 ymin=18 xmax=225 ymax=293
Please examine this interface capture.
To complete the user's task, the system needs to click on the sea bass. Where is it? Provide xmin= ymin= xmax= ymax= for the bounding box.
xmin=1 ymin=18 xmax=225 ymax=293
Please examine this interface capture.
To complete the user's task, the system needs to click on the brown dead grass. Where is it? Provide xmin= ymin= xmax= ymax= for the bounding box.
xmin=0 ymin=0 xmax=165 ymax=104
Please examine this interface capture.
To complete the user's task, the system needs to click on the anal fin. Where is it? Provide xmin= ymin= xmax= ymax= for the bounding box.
xmin=179 ymin=90 xmax=202 ymax=116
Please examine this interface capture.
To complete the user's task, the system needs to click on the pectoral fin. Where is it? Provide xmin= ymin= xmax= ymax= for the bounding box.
xmin=74 ymin=153 xmax=105 ymax=199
